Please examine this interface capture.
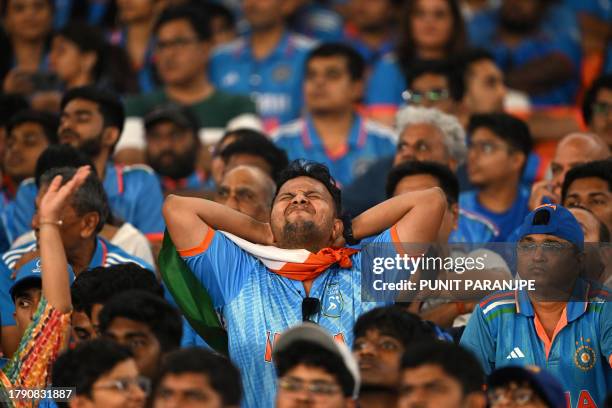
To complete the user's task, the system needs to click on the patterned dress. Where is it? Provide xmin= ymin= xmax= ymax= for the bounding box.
xmin=0 ymin=297 xmax=71 ymax=408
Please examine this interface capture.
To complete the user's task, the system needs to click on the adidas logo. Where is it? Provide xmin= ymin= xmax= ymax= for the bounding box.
xmin=506 ymin=347 xmax=525 ymax=359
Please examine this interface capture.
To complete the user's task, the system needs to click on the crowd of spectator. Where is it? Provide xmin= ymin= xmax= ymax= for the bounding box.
xmin=0 ymin=0 xmax=611 ymax=407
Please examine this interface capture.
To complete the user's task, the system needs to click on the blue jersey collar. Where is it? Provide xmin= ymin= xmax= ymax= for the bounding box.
xmin=303 ymin=113 xmax=365 ymax=154
xmin=515 ymin=279 xmax=590 ymax=322
xmin=88 ymin=237 xmax=109 ymax=269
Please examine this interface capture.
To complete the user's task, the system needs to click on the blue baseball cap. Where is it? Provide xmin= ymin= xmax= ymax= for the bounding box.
xmin=10 ymin=258 xmax=75 ymax=300
xmin=488 ymin=365 xmax=565 ymax=408
xmin=516 ymin=204 xmax=584 ymax=250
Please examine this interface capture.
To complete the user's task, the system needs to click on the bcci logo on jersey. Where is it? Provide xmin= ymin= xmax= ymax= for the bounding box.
xmin=322 ymin=282 xmax=343 ymax=318
xmin=574 ymin=338 xmax=596 ymax=371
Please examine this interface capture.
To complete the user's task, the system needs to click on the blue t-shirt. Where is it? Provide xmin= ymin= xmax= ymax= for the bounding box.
xmin=273 ymin=114 xmax=397 ymax=187
xmin=180 ymin=228 xmax=392 ymax=407
xmin=459 ymin=187 xmax=531 ymax=242
xmin=468 ymin=7 xmax=581 ymax=106
xmin=449 ymin=208 xmax=499 ymax=243
xmin=343 ymin=30 xmax=395 ymax=68
xmin=209 ymin=32 xmax=315 ymax=130
xmin=461 ymin=286 xmax=612 ymax=408
xmin=9 ymin=163 xmax=165 ymax=241
xmin=0 ymin=237 xmax=153 ymax=327
xmin=365 ymin=53 xmax=406 ymax=113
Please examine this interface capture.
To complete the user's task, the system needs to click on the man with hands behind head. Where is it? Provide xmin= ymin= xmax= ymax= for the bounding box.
xmin=163 ymin=159 xmax=447 ymax=407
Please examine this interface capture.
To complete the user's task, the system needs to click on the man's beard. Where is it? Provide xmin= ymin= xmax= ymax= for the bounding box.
xmin=147 ymin=148 xmax=197 ymax=180
xmin=78 ymin=136 xmax=104 ymax=158
xmin=279 ymin=219 xmax=327 ymax=253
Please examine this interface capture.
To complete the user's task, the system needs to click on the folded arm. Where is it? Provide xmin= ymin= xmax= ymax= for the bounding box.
xmin=163 ymin=195 xmax=273 ymax=251
xmin=351 ymin=187 xmax=447 ymax=243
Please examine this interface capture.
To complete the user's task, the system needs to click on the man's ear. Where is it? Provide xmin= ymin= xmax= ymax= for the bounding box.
xmin=351 ymin=79 xmax=365 ymax=103
xmin=510 ymin=151 xmax=526 ymax=173
xmin=102 ymin=127 xmax=120 ymax=150
xmin=331 ymin=217 xmax=345 ymax=246
xmin=80 ymin=212 xmax=101 ymax=239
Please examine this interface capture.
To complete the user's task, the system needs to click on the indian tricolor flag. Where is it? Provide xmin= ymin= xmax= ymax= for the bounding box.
xmin=159 ymin=229 xmax=358 ymax=354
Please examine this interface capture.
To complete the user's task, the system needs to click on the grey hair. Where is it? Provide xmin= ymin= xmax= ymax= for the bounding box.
xmin=395 ymin=106 xmax=467 ymax=166
xmin=40 ymin=167 xmax=110 ymax=234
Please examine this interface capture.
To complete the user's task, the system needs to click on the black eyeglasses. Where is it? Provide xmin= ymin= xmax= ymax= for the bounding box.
xmin=302 ymin=297 xmax=321 ymax=322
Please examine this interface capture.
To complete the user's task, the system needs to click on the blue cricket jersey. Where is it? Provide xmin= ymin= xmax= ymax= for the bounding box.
xmin=0 ymin=237 xmax=154 ymax=327
xmin=449 ymin=208 xmax=500 ymax=243
xmin=459 ymin=187 xmax=531 ymax=242
xmin=9 ymin=163 xmax=165 ymax=241
xmin=209 ymin=32 xmax=315 ymax=131
xmin=365 ymin=53 xmax=405 ymax=115
xmin=461 ymin=286 xmax=612 ymax=408
xmin=273 ymin=114 xmax=397 ymax=187
xmin=180 ymin=228 xmax=394 ymax=407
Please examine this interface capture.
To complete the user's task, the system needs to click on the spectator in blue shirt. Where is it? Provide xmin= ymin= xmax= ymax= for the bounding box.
xmin=343 ymin=106 xmax=466 ymax=216
xmin=342 ymin=0 xmax=401 ymax=67
xmin=209 ymin=0 xmax=315 ymax=131
xmin=468 ymin=0 xmax=581 ymax=106
xmin=365 ymin=0 xmax=466 ymax=126
xmin=108 ymin=0 xmax=164 ymax=93
xmin=460 ymin=113 xmax=533 ymax=241
xmin=582 ymin=74 xmax=612 ymax=150
xmin=461 ymin=204 xmax=612 ymax=407
xmin=528 ymin=132 xmax=609 ymax=211
xmin=273 ymin=43 xmax=397 ymax=187
xmin=10 ymin=86 xmax=166 ymax=244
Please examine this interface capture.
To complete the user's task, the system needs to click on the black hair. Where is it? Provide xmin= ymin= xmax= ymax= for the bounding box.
xmin=0 ymin=93 xmax=29 ymax=128
xmin=220 ymin=133 xmax=289 ymax=182
xmin=35 ymin=144 xmax=95 ymax=188
xmin=468 ymin=113 xmax=533 ymax=157
xmin=195 ymin=0 xmax=235 ymax=30
xmin=275 ymin=160 xmax=342 ymax=215
xmin=52 ymin=339 xmax=133 ymax=407
xmin=153 ymin=347 xmax=242 ymax=406
xmin=275 ymin=341 xmax=354 ymax=397
xmin=40 ymin=167 xmax=109 ymax=233
xmin=54 ymin=22 xmax=107 ymax=82
xmin=457 ymin=48 xmax=496 ymax=80
xmin=218 ymin=127 xmax=266 ymax=149
xmin=60 ymin=85 xmax=125 ymax=134
xmin=582 ymin=74 xmax=612 ymax=125
xmin=154 ymin=4 xmax=211 ymax=42
xmin=99 ymin=290 xmax=182 ymax=353
xmin=400 ymin=341 xmax=484 ymax=395
xmin=562 ymin=159 xmax=612 ymax=203
xmin=305 ymin=42 xmax=366 ymax=81
xmin=386 ymin=161 xmax=459 ymax=203
xmin=11 ymin=279 xmax=41 ymax=302
xmin=396 ymin=0 xmax=465 ymax=73
xmin=353 ymin=306 xmax=436 ymax=349
xmin=567 ymin=205 xmax=611 ymax=243
xmin=71 ymin=263 xmax=162 ymax=318
xmin=6 ymin=109 xmax=59 ymax=144
xmin=406 ymin=59 xmax=464 ymax=102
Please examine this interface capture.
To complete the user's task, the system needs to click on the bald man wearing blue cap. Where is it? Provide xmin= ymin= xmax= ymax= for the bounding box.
xmin=460 ymin=204 xmax=611 ymax=408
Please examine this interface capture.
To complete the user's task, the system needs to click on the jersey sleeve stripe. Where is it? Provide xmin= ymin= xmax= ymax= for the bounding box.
xmin=145 ymin=232 xmax=164 ymax=243
xmin=178 ymin=229 xmax=216 ymax=257
xmin=479 ymin=291 xmax=515 ymax=309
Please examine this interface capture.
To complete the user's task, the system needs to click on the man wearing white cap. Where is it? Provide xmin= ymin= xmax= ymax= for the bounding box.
xmin=273 ymin=323 xmax=360 ymax=408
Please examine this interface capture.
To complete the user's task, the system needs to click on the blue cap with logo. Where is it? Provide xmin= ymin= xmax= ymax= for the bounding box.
xmin=488 ymin=365 xmax=566 ymax=408
xmin=516 ymin=204 xmax=584 ymax=250
xmin=10 ymin=258 xmax=75 ymax=300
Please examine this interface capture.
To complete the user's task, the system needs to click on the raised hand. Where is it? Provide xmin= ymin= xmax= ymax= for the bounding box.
xmin=38 ymin=166 xmax=91 ymax=222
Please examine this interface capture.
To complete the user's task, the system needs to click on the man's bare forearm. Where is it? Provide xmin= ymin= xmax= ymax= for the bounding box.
xmin=351 ymin=188 xmax=446 ymax=240
xmin=163 ymin=195 xmax=272 ymax=248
